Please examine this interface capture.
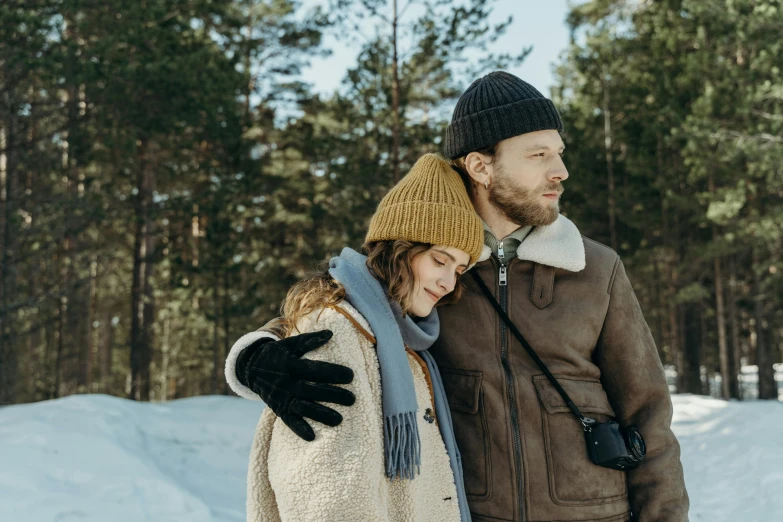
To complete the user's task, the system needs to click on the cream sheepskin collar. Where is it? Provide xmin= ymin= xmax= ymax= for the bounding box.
xmin=476 ymin=214 xmax=585 ymax=272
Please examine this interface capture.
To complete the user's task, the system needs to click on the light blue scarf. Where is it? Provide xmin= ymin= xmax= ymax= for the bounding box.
xmin=329 ymin=248 xmax=471 ymax=521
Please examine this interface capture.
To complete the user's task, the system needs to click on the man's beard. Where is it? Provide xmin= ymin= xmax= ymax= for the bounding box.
xmin=488 ymin=169 xmax=563 ymax=227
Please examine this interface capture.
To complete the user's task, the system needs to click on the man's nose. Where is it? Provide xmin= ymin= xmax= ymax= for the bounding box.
xmin=548 ymin=158 xmax=569 ymax=182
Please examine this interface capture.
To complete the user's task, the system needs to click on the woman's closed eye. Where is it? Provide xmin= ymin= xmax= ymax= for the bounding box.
xmin=432 ymin=253 xmax=464 ymax=280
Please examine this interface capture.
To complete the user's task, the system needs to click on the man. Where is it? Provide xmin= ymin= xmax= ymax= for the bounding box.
xmin=226 ymin=71 xmax=689 ymax=522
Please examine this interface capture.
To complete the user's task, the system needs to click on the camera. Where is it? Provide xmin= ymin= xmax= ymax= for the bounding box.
xmin=582 ymin=418 xmax=646 ymax=471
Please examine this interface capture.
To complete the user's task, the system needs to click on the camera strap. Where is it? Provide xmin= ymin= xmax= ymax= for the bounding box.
xmin=470 ymin=270 xmax=595 ymax=428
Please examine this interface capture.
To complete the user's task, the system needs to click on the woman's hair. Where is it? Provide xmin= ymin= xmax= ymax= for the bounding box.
xmin=273 ymin=240 xmax=464 ymax=336
xmin=451 ymin=142 xmax=500 ymax=198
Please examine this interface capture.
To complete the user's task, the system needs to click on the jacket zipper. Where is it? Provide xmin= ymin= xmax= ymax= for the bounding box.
xmin=496 ymin=244 xmax=525 ymax=521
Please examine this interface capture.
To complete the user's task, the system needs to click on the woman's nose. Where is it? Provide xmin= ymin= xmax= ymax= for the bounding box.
xmin=438 ymin=273 xmax=456 ymax=293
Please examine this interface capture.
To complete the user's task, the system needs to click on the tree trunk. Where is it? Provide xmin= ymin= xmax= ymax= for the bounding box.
xmin=651 ymin=260 xmax=665 ymax=362
xmin=161 ymin=303 xmax=170 ymax=401
xmin=44 ymin=301 xmax=55 ymax=400
xmin=602 ymin=71 xmax=617 ymax=251
xmin=680 ymin=304 xmax=703 ymax=394
xmin=130 ymin=139 xmax=157 ymax=401
xmin=160 ymin=219 xmax=172 ymax=401
xmin=391 ymin=0 xmax=401 ymax=183
xmin=64 ymin=13 xmax=85 ymax=395
xmin=45 ymin=255 xmax=58 ymax=399
xmin=727 ymin=257 xmax=742 ymax=399
xmin=0 ymin=111 xmax=18 ymax=405
xmin=699 ymin=298 xmax=710 ymax=396
xmin=212 ymin=264 xmax=221 ymax=395
xmin=671 ymin=301 xmax=685 ymax=392
xmin=101 ymin=309 xmax=114 ymax=394
xmin=55 ymin=293 xmax=65 ymax=398
xmin=55 ymin=101 xmax=75 ymax=398
xmin=713 ymin=251 xmax=735 ymax=399
xmin=222 ymin=271 xmax=231 ymax=395
xmin=666 ymin=260 xmax=682 ymax=391
xmin=707 ymin=170 xmax=736 ymax=399
xmin=752 ymin=247 xmax=776 ymax=399
xmin=141 ymin=239 xmax=156 ymax=399
xmin=85 ymin=256 xmax=98 ymax=392
xmin=656 ymin=133 xmax=678 ymax=370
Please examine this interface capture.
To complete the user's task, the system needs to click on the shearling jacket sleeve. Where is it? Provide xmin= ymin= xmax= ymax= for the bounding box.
xmin=247 ymin=309 xmax=389 ymax=522
xmin=224 ymin=319 xmax=282 ymax=401
xmin=593 ymin=258 xmax=689 ymax=522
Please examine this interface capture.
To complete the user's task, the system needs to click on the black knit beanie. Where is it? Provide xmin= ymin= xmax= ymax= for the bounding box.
xmin=443 ymin=71 xmax=563 ymax=160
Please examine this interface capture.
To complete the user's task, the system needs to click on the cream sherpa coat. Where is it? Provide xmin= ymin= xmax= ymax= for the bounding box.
xmin=245 ymin=302 xmax=461 ymax=522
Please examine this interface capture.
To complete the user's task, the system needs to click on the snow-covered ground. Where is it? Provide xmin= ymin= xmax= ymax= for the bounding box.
xmin=672 ymin=394 xmax=783 ymax=521
xmin=0 ymin=395 xmax=264 ymax=522
xmin=0 ymin=393 xmax=780 ymax=522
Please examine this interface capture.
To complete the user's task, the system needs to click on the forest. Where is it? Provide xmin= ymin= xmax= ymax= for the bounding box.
xmin=1 ymin=0 xmax=781 ymax=405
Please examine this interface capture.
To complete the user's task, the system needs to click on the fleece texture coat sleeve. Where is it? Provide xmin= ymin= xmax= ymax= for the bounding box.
xmin=593 ymin=258 xmax=689 ymax=522
xmin=247 ymin=307 xmax=388 ymax=522
xmin=224 ymin=317 xmax=287 ymax=401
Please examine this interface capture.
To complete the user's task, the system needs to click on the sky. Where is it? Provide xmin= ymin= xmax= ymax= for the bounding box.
xmin=300 ymin=0 xmax=577 ymax=98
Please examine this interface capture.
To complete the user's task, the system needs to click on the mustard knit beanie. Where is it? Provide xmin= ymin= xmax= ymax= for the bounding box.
xmin=365 ymin=153 xmax=484 ymax=264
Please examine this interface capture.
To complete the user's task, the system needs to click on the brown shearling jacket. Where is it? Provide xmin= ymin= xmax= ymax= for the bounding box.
xmin=433 ymin=215 xmax=688 ymax=522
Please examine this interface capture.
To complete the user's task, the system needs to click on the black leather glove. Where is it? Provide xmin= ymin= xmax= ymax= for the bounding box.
xmin=235 ymin=329 xmax=355 ymax=441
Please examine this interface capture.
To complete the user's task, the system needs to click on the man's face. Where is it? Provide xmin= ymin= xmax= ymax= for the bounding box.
xmin=488 ymin=130 xmax=568 ymax=227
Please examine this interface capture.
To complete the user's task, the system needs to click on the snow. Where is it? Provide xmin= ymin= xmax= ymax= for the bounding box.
xmin=672 ymin=394 xmax=783 ymax=521
xmin=0 ymin=394 xmax=265 ymax=522
xmin=0 ymin=393 xmax=781 ymax=522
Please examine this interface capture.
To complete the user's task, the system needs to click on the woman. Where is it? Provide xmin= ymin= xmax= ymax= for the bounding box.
xmin=244 ymin=153 xmax=483 ymax=522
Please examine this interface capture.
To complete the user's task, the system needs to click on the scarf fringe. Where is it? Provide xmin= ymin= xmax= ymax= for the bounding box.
xmin=384 ymin=411 xmax=421 ymax=480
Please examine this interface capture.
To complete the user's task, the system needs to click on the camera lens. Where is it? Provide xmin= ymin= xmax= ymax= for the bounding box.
xmin=623 ymin=426 xmax=646 ymax=462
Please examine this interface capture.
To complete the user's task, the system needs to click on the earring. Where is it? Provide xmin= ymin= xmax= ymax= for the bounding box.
xmin=484 ymin=180 xmax=489 ymax=190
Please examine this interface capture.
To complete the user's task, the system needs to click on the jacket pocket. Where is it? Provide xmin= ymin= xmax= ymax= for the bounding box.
xmin=440 ymin=368 xmax=492 ymax=501
xmin=533 ymin=374 xmax=628 ymax=506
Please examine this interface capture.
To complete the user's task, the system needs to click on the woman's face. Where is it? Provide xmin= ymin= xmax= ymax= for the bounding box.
xmin=409 ymin=245 xmax=471 ymax=318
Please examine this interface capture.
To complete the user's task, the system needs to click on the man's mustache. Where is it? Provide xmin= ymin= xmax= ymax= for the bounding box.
xmin=541 ymin=183 xmax=564 ymax=195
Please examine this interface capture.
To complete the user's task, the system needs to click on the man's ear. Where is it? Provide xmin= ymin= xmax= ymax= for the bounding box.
xmin=464 ymin=151 xmax=492 ymax=188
